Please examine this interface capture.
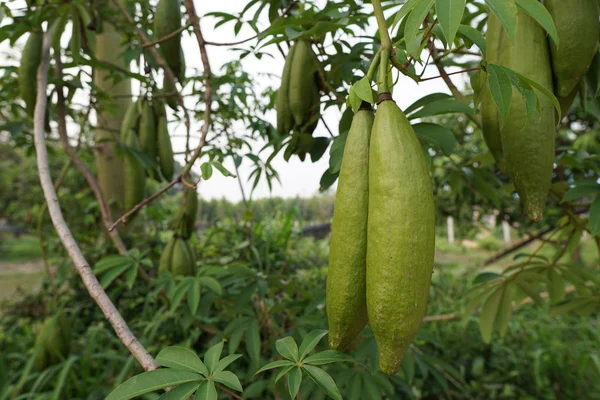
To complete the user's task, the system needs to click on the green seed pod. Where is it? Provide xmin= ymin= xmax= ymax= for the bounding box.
xmin=479 ymin=15 xmax=506 ymax=172
xmin=276 ymin=42 xmax=297 ymax=136
xmin=157 ymin=115 xmax=175 ymax=180
xmin=163 ymin=76 xmax=179 ymax=111
xmin=159 ymin=236 xmax=176 ymax=273
xmin=495 ymin=10 xmax=556 ymax=221
xmin=121 ymin=99 xmax=141 ymax=140
xmin=19 ymin=32 xmax=43 ymax=117
xmin=546 ymin=0 xmax=599 ymax=98
xmin=183 ymin=239 xmax=197 ymax=275
xmin=33 ymin=311 xmax=71 ymax=370
xmin=171 ymin=238 xmax=193 ymax=276
xmin=154 ymin=0 xmax=183 ymax=81
xmin=288 ymin=40 xmax=320 ymax=129
xmin=182 ymin=188 xmax=198 ymax=239
xmin=367 ymin=99 xmax=435 ymax=375
xmin=138 ymin=100 xmax=158 ymax=161
xmin=327 ymin=104 xmax=373 ymax=351
xmin=123 ymin=129 xmax=146 ymax=212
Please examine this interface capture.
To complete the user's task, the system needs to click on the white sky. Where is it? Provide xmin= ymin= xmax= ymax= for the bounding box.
xmin=1 ymin=0 xmax=469 ymax=202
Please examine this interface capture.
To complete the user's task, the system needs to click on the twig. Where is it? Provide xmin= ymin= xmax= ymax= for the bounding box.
xmin=33 ymin=33 xmax=158 ymax=371
xmin=109 ymin=176 xmax=182 ymax=231
xmin=419 ymin=66 xmax=480 ymax=82
xmin=215 ymin=384 xmax=245 ymax=400
xmin=320 ymin=116 xmax=335 ymax=138
xmin=143 ymin=23 xmax=191 ymax=47
xmin=204 ymin=0 xmax=299 ymax=46
xmin=483 ymin=226 xmax=556 ymax=266
xmin=55 ymin=51 xmax=128 ymax=255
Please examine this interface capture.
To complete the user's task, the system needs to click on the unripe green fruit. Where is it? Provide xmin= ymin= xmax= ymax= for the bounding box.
xmin=159 ymin=237 xmax=176 ymax=273
xmin=546 ymin=0 xmax=599 ymax=99
xmin=123 ymin=129 xmax=146 ymax=212
xmin=276 ymin=42 xmax=297 ymax=136
xmin=288 ymin=40 xmax=320 ymax=129
xmin=139 ymin=100 xmax=157 ymax=161
xmin=154 ymin=0 xmax=183 ymax=81
xmin=33 ymin=311 xmax=71 ymax=370
xmin=493 ymin=10 xmax=556 ymax=221
xmin=367 ymin=99 xmax=435 ymax=375
xmin=182 ymin=188 xmax=198 ymax=239
xmin=327 ymin=104 xmax=373 ymax=351
xmin=171 ymin=238 xmax=193 ymax=276
xmin=157 ymin=114 xmax=175 ymax=180
xmin=19 ymin=32 xmax=43 ymax=117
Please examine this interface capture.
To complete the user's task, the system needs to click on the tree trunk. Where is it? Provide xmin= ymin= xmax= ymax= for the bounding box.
xmin=94 ymin=4 xmax=131 ymax=219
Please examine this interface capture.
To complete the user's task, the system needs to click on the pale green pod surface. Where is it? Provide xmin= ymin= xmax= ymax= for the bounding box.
xmin=159 ymin=237 xmax=177 ymax=273
xmin=367 ymin=100 xmax=435 ymax=375
xmin=288 ymin=40 xmax=318 ymax=128
xmin=120 ymin=99 xmax=140 ymax=140
xmin=19 ymin=32 xmax=43 ymax=117
xmin=497 ymin=10 xmax=555 ymax=221
xmin=171 ymin=238 xmax=192 ymax=276
xmin=183 ymin=188 xmax=198 ymax=239
xmin=184 ymin=239 xmax=197 ymax=275
xmin=157 ymin=115 xmax=175 ymax=180
xmin=123 ymin=130 xmax=146 ymax=212
xmin=139 ymin=100 xmax=158 ymax=160
xmin=480 ymin=14 xmax=507 ymax=172
xmin=326 ymin=105 xmax=373 ymax=351
xmin=546 ymin=0 xmax=599 ymax=98
xmin=276 ymin=42 xmax=297 ymax=136
xmin=163 ymin=76 xmax=179 ymax=111
xmin=154 ymin=0 xmax=182 ymax=80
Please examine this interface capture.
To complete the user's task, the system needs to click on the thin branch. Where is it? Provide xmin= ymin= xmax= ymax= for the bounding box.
xmin=55 ymin=51 xmax=128 ymax=255
xmin=215 ymin=384 xmax=245 ymax=400
xmin=204 ymin=0 xmax=299 ymax=47
xmin=320 ymin=116 xmax=335 ymax=138
xmin=109 ymin=176 xmax=182 ymax=231
xmin=143 ymin=23 xmax=191 ymax=48
xmin=419 ymin=67 xmax=480 ymax=82
xmin=483 ymin=226 xmax=556 ymax=266
xmin=33 ymin=33 xmax=157 ymax=371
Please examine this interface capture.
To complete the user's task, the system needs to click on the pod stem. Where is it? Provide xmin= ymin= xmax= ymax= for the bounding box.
xmin=366 ymin=50 xmax=381 ymax=82
xmin=371 ymin=0 xmax=392 ymax=94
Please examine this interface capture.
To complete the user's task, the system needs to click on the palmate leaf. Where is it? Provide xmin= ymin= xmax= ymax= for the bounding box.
xmin=203 ymin=341 xmax=224 ymax=373
xmin=514 ymin=0 xmax=559 ymax=45
xmin=156 ymin=346 xmax=208 ymax=376
xmin=303 ymin=350 xmax=352 ymax=366
xmin=413 ymin=123 xmax=456 ymax=156
xmin=254 ymin=359 xmax=294 ymax=375
xmin=405 ymin=0 xmax=435 ymax=59
xmin=484 ymin=0 xmax=517 ymax=41
xmin=276 ymin=336 xmax=299 ymax=361
xmin=298 ymin=330 xmax=328 ymax=360
xmin=105 ymin=370 xmax=203 ymax=400
xmin=157 ymin=382 xmax=201 ymax=400
xmin=478 ymin=285 xmax=504 ymax=343
xmin=302 ymin=365 xmax=342 ymax=400
xmin=287 ymin=367 xmax=302 ymax=399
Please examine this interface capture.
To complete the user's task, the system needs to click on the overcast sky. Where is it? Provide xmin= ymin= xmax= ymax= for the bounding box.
xmin=1 ymin=0 xmax=468 ymax=202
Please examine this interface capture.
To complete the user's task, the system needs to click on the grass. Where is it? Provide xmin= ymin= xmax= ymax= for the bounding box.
xmin=0 ymin=235 xmax=42 ymax=262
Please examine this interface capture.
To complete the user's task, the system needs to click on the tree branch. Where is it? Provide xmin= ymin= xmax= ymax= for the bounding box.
xmin=483 ymin=226 xmax=556 ymax=266
xmin=33 ymin=32 xmax=157 ymax=372
xmin=143 ymin=23 xmax=191 ymax=48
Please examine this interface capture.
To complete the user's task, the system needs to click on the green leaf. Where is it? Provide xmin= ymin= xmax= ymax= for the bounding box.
xmin=590 ymin=196 xmax=600 ymax=236
xmin=99 ymin=264 xmax=130 ymax=289
xmin=515 ymin=281 xmax=543 ymax=306
xmin=551 ymin=297 xmax=596 ymax=316
xmin=487 ymin=64 xmax=513 ymax=124
xmin=246 ymin=319 xmax=261 ymax=361
xmin=392 ymin=0 xmax=421 ymax=28
xmin=156 ymin=347 xmax=208 ymax=376
xmin=287 ymin=367 xmax=302 ymax=400
xmin=94 ymin=255 xmax=132 ymax=274
xmin=435 ymin=0 xmax=466 ymax=46
xmin=188 ymin=279 xmax=201 ymax=315
xmin=479 ymin=286 xmax=504 ymax=343
xmin=472 ymin=272 xmax=503 ymax=285
xmin=200 ymin=162 xmax=213 ymax=180
xmin=195 ymin=380 xmax=217 ymax=400
xmin=157 ymin=382 xmax=201 ymax=400
xmin=352 ymin=77 xmax=374 ymax=105
xmin=254 ymin=360 xmax=294 ymax=375
xmin=515 ymin=71 xmax=561 ymax=119
xmin=213 ymin=354 xmax=242 ymax=374
xmin=203 ymin=341 xmax=224 ymax=373
xmin=213 ymin=371 xmax=243 ymax=392
xmin=170 ymin=280 xmax=192 ymax=313
xmin=405 ymin=0 xmax=435 ymax=58
xmin=275 ymin=365 xmax=295 ymax=383
xmin=50 ymin=356 xmax=77 ymax=400
xmin=413 ymin=123 xmax=456 ymax=156
xmin=548 ymin=269 xmax=565 ymax=303
xmin=302 ymin=365 xmax=342 ymax=400
xmin=408 ymin=98 xmax=474 ymax=119
xmin=298 ymin=330 xmax=328 ymax=360
xmin=494 ymin=285 xmax=514 ymax=337
xmin=347 ymin=87 xmax=362 ymax=113
xmin=276 ymin=336 xmax=299 ymax=361
xmin=211 ymin=161 xmax=235 ymax=177
xmin=198 ymin=277 xmax=222 ymax=295
xmin=105 ymin=370 xmax=203 ymax=400
xmin=303 ymin=350 xmax=353 ymax=366
xmin=484 ymin=0 xmax=517 ymax=42
xmin=405 ymin=93 xmax=452 ymax=115
xmin=561 ymin=184 xmax=600 ymax=203
xmin=514 ymin=0 xmax=559 ymax=46
xmin=457 ymin=25 xmax=486 ymax=56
